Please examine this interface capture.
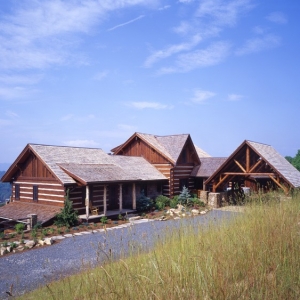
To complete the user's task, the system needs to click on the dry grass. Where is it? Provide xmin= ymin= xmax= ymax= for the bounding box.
xmin=18 ymin=191 xmax=300 ymax=300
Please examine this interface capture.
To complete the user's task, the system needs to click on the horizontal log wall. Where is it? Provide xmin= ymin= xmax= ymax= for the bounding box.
xmin=13 ymin=181 xmax=65 ymax=206
xmin=171 ymin=164 xmax=195 ymax=196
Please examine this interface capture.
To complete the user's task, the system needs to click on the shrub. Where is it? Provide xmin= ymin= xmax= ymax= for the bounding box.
xmin=54 ymin=190 xmax=78 ymax=227
xmin=136 ymin=190 xmax=153 ymax=212
xmin=0 ymin=231 xmax=5 ymax=239
xmin=15 ymin=223 xmax=25 ymax=234
xmin=155 ymin=195 xmax=170 ymax=210
xmin=190 ymin=197 xmax=205 ymax=207
xmin=170 ymin=196 xmax=179 ymax=208
xmin=100 ymin=216 xmax=108 ymax=224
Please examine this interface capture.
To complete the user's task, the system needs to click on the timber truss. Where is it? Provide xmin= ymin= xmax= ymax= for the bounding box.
xmin=205 ymin=141 xmax=290 ymax=194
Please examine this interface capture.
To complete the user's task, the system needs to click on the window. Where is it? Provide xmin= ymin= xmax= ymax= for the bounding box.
xmin=15 ymin=184 xmax=20 ymax=200
xmin=33 ymin=185 xmax=38 ymax=202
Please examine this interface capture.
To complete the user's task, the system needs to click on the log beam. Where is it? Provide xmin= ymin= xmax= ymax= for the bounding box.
xmin=269 ymin=175 xmax=289 ymax=194
xmin=234 ymin=159 xmax=246 ymax=173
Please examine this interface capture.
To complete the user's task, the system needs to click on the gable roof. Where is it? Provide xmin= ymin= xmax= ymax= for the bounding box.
xmin=194 ymin=145 xmax=211 ymax=158
xmin=2 ymin=144 xmax=167 ymax=185
xmin=111 ymin=132 xmax=209 ymax=164
xmin=205 ymin=140 xmax=300 ymax=189
xmin=191 ymin=157 xmax=227 ymax=177
xmin=247 ymin=141 xmax=300 ymax=188
xmin=59 ymin=156 xmax=167 ymax=185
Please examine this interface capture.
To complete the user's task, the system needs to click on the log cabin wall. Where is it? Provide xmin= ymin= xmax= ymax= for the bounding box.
xmin=12 ymin=153 xmax=65 ymax=206
xmin=171 ymin=164 xmax=196 ymax=195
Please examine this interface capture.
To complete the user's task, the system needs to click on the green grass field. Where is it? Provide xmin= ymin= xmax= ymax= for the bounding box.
xmin=18 ymin=191 xmax=300 ymax=299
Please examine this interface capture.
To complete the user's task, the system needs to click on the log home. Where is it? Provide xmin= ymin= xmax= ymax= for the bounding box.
xmin=111 ymin=133 xmax=213 ymax=197
xmin=0 ymin=144 xmax=167 ymax=223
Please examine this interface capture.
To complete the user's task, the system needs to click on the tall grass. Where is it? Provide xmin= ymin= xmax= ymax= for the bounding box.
xmin=18 ymin=192 xmax=300 ymax=299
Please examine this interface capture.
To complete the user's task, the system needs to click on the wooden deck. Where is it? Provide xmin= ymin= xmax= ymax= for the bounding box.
xmin=0 ymin=201 xmax=61 ymax=224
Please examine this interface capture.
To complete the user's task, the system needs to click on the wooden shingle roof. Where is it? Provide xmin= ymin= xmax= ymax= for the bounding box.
xmin=30 ymin=144 xmax=114 ymax=184
xmin=191 ymin=157 xmax=227 ymax=177
xmin=2 ymin=144 xmax=167 ymax=185
xmin=59 ymin=156 xmax=167 ymax=185
xmin=247 ymin=141 xmax=300 ymax=188
xmin=112 ymin=132 xmax=210 ymax=164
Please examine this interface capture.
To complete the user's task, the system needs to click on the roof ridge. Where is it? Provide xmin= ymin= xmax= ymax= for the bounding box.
xmin=30 ymin=143 xmax=103 ymax=150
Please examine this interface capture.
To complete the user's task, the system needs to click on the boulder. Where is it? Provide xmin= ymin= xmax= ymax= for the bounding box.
xmin=25 ymin=241 xmax=36 ymax=249
xmin=44 ymin=237 xmax=54 ymax=245
xmin=38 ymin=239 xmax=45 ymax=246
xmin=200 ymin=210 xmax=207 ymax=215
xmin=0 ymin=247 xmax=8 ymax=256
xmin=191 ymin=209 xmax=200 ymax=215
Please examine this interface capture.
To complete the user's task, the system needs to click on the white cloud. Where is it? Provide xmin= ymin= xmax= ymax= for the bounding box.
xmin=158 ymin=5 xmax=171 ymax=11
xmin=93 ymin=71 xmax=108 ymax=81
xmin=144 ymin=34 xmax=202 ymax=68
xmin=0 ymin=0 xmax=158 ymax=71
xmin=196 ymin=0 xmax=253 ymax=27
xmin=235 ymin=34 xmax=281 ymax=56
xmin=158 ymin=41 xmax=231 ymax=74
xmin=266 ymin=12 xmax=287 ymax=24
xmin=63 ymin=139 xmax=99 ymax=147
xmin=117 ymin=124 xmax=136 ymax=131
xmin=129 ymin=101 xmax=173 ymax=109
xmin=0 ymin=86 xmax=37 ymax=100
xmin=107 ymin=15 xmax=145 ymax=31
xmin=191 ymin=89 xmax=216 ymax=103
xmin=6 ymin=111 xmax=19 ymax=118
xmin=228 ymin=94 xmax=243 ymax=101
xmin=0 ymin=74 xmax=43 ymax=85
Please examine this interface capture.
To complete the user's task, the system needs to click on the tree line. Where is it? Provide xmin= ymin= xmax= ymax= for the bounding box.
xmin=285 ymin=150 xmax=300 ymax=171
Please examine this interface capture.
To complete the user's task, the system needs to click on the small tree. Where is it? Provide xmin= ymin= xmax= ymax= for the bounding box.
xmin=136 ymin=190 xmax=153 ymax=212
xmin=55 ymin=189 xmax=78 ymax=227
xmin=178 ymin=185 xmax=191 ymax=206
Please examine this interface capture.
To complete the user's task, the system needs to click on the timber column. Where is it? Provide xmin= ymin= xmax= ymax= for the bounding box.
xmin=119 ymin=184 xmax=123 ymax=212
xmin=132 ymin=183 xmax=136 ymax=210
xmin=103 ymin=185 xmax=107 ymax=215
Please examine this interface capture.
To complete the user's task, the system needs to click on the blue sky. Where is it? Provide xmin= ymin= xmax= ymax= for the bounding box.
xmin=0 ymin=0 xmax=299 ymax=164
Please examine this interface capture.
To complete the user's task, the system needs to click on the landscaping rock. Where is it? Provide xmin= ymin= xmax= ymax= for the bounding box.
xmin=38 ymin=239 xmax=45 ymax=246
xmin=200 ymin=210 xmax=207 ymax=215
xmin=44 ymin=237 xmax=54 ymax=245
xmin=25 ymin=241 xmax=35 ymax=249
xmin=129 ymin=216 xmax=141 ymax=221
xmin=191 ymin=209 xmax=200 ymax=215
xmin=16 ymin=245 xmax=24 ymax=252
xmin=0 ymin=247 xmax=8 ymax=256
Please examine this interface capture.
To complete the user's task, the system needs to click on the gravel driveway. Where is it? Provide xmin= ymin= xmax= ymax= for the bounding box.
xmin=0 ymin=210 xmax=236 ymax=299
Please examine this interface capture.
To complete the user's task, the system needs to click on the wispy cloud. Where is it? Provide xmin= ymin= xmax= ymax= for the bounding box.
xmin=228 ymin=94 xmax=244 ymax=101
xmin=60 ymin=114 xmax=95 ymax=122
xmin=196 ymin=0 xmax=254 ymax=27
xmin=63 ymin=139 xmax=99 ymax=148
xmin=235 ymin=34 xmax=281 ymax=56
xmin=144 ymin=34 xmax=202 ymax=68
xmin=128 ymin=101 xmax=173 ymax=109
xmin=0 ymin=74 xmax=43 ymax=85
xmin=158 ymin=5 xmax=171 ymax=11
xmin=0 ymin=86 xmax=37 ymax=100
xmin=191 ymin=89 xmax=216 ymax=104
xmin=5 ymin=111 xmax=19 ymax=118
xmin=117 ymin=124 xmax=136 ymax=131
xmin=107 ymin=15 xmax=145 ymax=31
xmin=0 ymin=1 xmax=156 ymax=71
xmin=158 ymin=41 xmax=231 ymax=74
xmin=93 ymin=71 xmax=108 ymax=81
xmin=266 ymin=12 xmax=287 ymax=24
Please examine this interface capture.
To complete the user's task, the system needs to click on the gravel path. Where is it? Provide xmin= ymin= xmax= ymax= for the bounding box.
xmin=0 ymin=210 xmax=236 ymax=299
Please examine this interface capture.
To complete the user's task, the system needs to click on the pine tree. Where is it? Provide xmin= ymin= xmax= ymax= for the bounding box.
xmin=55 ymin=189 xmax=78 ymax=227
xmin=178 ymin=185 xmax=191 ymax=206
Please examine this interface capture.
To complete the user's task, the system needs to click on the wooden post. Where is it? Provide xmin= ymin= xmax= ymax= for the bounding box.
xmin=103 ymin=185 xmax=107 ymax=215
xmin=119 ymin=184 xmax=123 ymax=212
xmin=246 ymin=146 xmax=250 ymax=172
xmin=85 ymin=185 xmax=90 ymax=220
xmin=132 ymin=183 xmax=136 ymax=210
